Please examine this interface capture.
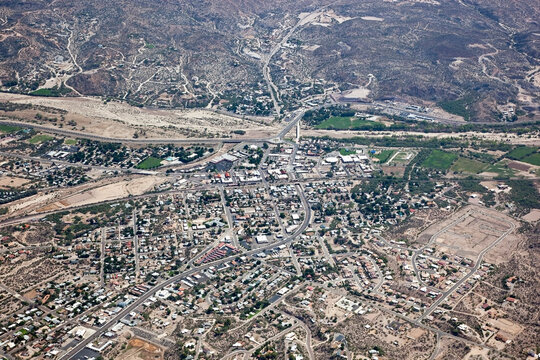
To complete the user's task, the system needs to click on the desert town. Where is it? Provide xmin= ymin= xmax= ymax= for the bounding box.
xmin=0 ymin=100 xmax=537 ymax=360
xmin=0 ymin=0 xmax=539 ymax=358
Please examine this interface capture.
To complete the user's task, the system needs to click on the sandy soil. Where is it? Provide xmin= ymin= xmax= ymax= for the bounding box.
xmin=0 ymin=176 xmax=31 ymax=189
xmin=406 ymin=327 xmax=426 ymax=340
xmin=361 ymin=16 xmax=384 ymax=21
xmin=522 ymin=209 xmax=540 ymax=222
xmin=118 ymin=338 xmax=163 ymax=360
xmin=39 ymin=176 xmax=166 ymax=211
xmin=0 ymin=93 xmax=278 ymax=139
xmin=463 ymin=346 xmax=490 ymax=359
xmin=299 ymin=9 xmax=353 ymax=27
xmin=4 ymin=175 xmax=165 ymax=217
xmin=381 ymin=165 xmax=406 ymax=176
xmin=9 ymin=192 xmax=57 ymax=213
xmin=419 ymin=206 xmax=519 ymax=264
xmin=341 ymin=88 xmax=371 ymax=100
xmin=303 ymin=129 xmax=540 ymax=146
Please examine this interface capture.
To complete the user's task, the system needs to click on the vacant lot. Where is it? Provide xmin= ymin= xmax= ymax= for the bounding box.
xmin=451 ymin=157 xmax=489 ymax=174
xmin=381 ymin=165 xmax=406 ymax=177
xmin=31 ymin=176 xmax=166 ymax=212
xmin=117 ymin=337 xmax=163 ymax=360
xmin=421 ymin=149 xmax=457 ymax=170
xmin=0 ymin=176 xmax=31 ymax=189
xmin=424 ymin=207 xmax=518 ymax=263
xmin=0 ymin=93 xmax=277 ymax=140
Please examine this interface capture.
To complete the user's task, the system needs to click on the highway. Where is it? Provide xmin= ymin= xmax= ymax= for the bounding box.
xmin=0 ymin=119 xmax=249 ymax=144
xmin=275 ymin=109 xmax=305 ymax=140
xmin=60 ymin=183 xmax=311 ymax=359
xmin=0 ymin=108 xmax=303 ymax=146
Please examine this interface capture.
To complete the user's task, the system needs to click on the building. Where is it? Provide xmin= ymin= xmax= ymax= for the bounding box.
xmin=207 ymin=154 xmax=238 ymax=171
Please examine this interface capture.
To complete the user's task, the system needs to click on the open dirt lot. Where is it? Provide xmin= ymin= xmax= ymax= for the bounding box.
xmin=4 ymin=175 xmax=165 ymax=216
xmin=418 ymin=206 xmax=518 ymax=264
xmin=522 ymin=209 xmax=540 ymax=222
xmin=117 ymin=338 xmax=163 ymax=360
xmin=0 ymin=175 xmax=31 ymax=189
xmin=381 ymin=165 xmax=406 ymax=177
xmin=39 ymin=176 xmax=165 ymax=211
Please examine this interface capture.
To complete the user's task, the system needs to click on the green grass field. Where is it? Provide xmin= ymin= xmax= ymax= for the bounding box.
xmin=28 ymin=134 xmax=54 ymax=144
xmin=0 ymin=124 xmax=22 ymax=133
xmin=136 ymin=157 xmax=162 ymax=169
xmin=339 ymin=148 xmax=356 ymax=156
xmin=521 ymin=153 xmax=540 ymax=166
xmin=315 ymin=116 xmax=351 ymax=129
xmin=29 ymin=86 xmax=71 ymax=97
xmin=64 ymin=139 xmax=78 ymax=145
xmin=315 ymin=116 xmax=385 ymax=130
xmin=421 ymin=149 xmax=457 ymax=170
xmin=486 ymin=162 xmax=515 ymax=177
xmin=506 ymin=146 xmax=537 ymax=160
xmin=373 ymin=150 xmax=396 ymax=164
xmin=451 ymin=157 xmax=489 ymax=174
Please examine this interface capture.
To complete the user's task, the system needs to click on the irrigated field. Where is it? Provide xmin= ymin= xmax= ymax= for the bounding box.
xmin=521 ymin=153 xmax=540 ymax=166
xmin=421 ymin=150 xmax=457 ymax=170
xmin=451 ymin=157 xmax=489 ymax=174
xmin=506 ymin=146 xmax=537 ymax=160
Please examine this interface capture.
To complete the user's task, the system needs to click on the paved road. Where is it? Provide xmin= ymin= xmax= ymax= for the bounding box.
xmin=419 ymin=213 xmax=515 ymax=320
xmin=0 ymin=109 xmax=304 ymax=146
xmin=2 ymin=172 xmax=533 ymax=231
xmin=259 ymin=8 xmax=328 ymax=115
xmin=0 ymin=119 xmax=251 ymax=145
xmin=219 ymin=185 xmax=240 ymax=249
xmin=276 ymin=110 xmax=305 ymax=140
xmin=279 ymin=310 xmax=315 ymax=360
xmin=411 ymin=210 xmax=473 ymax=287
xmin=61 ymin=183 xmax=311 ymax=359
